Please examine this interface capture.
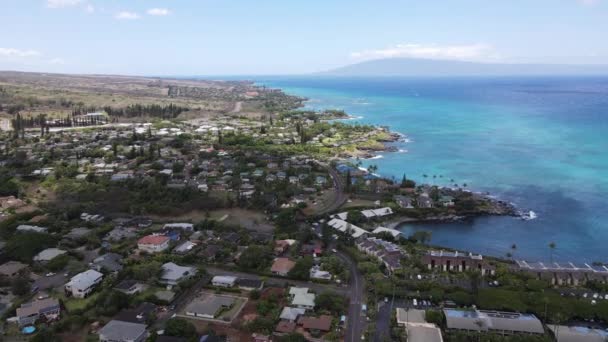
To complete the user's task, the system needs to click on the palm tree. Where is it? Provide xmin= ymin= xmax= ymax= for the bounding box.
xmin=549 ymin=242 xmax=556 ymax=263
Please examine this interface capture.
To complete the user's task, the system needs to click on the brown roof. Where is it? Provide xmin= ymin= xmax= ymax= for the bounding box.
xmin=138 ymin=235 xmax=169 ymax=245
xmin=275 ymin=321 xmax=296 ymax=333
xmin=271 ymin=258 xmax=295 ymax=274
xmin=0 ymin=261 xmax=28 ymax=276
xmin=298 ymin=315 xmax=332 ymax=332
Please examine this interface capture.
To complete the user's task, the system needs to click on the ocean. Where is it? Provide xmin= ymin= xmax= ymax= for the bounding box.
xmin=250 ymin=76 xmax=608 ymax=263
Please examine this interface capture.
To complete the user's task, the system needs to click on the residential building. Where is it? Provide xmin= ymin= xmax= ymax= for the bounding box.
xmin=98 ymin=320 xmax=148 ymax=342
xmin=173 ymin=241 xmax=197 ymax=254
xmin=297 ymin=315 xmax=333 ymax=335
xmin=211 ymin=275 xmax=237 ymax=288
xmin=16 ymin=298 xmax=60 ymax=326
xmin=160 ymin=262 xmax=196 ymax=286
xmin=114 ymin=280 xmax=147 ymax=295
xmin=236 ymin=278 xmax=264 ymax=291
xmin=33 ymin=248 xmax=67 ymax=262
xmin=516 ymin=260 xmax=608 ymax=286
xmin=137 ymin=235 xmax=170 ymax=253
xmin=326 ymin=218 xmax=368 ymax=239
xmin=271 ymin=258 xmax=296 ymax=276
xmin=280 ymin=307 xmax=306 ymax=322
xmin=16 ymin=224 xmax=48 ymax=233
xmin=162 ymin=223 xmax=194 ymax=231
xmin=289 ymin=287 xmax=316 ymax=310
xmin=310 ymin=265 xmax=332 ymax=280
xmin=65 ymin=269 xmax=103 ymax=298
xmin=91 ymin=253 xmax=124 ymax=273
xmin=356 ymin=237 xmax=404 ymax=274
xmin=361 ymin=207 xmax=394 ymax=219
xmin=0 ymin=261 xmax=28 ymax=278
xmin=184 ymin=296 xmax=235 ymax=319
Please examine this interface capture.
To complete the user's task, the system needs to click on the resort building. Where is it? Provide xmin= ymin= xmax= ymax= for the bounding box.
xmin=516 ymin=260 xmax=608 ymax=286
xmin=444 ymin=309 xmax=544 ymax=336
xmin=422 ymin=250 xmax=495 ymax=276
xmin=356 ymin=237 xmax=404 ymax=274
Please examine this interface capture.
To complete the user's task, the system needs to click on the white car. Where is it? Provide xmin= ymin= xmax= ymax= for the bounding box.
xmin=384 ymin=297 xmax=389 ymax=303
xmin=413 ymin=299 xmax=418 ymax=307
xmin=45 ymin=272 xmax=55 ymax=277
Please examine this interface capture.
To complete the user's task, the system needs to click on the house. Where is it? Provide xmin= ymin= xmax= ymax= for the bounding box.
xmin=289 ymin=287 xmax=316 ymax=310
xmin=91 ymin=253 xmax=124 ymax=273
xmin=184 ymin=296 xmax=235 ymax=319
xmin=16 ymin=224 xmax=48 ymax=233
xmin=300 ymin=241 xmax=323 ymax=257
xmin=211 ymin=275 xmax=237 ymax=288
xmin=297 ymin=315 xmax=333 ymax=335
xmin=236 ymin=278 xmax=264 ymax=291
xmin=394 ymin=195 xmax=414 ymax=209
xmin=275 ymin=321 xmax=296 ymax=334
xmin=315 ymin=176 xmax=327 ymax=186
xmin=160 ymin=262 xmax=196 ymax=286
xmin=252 ymin=333 xmax=272 ymax=342
xmin=271 ymin=258 xmax=296 ymax=276
xmin=423 ymin=250 xmax=495 ymax=276
xmin=137 ymin=235 xmax=170 ymax=253
xmin=372 ymin=227 xmax=402 ymax=239
xmin=34 ymin=248 xmax=67 ymax=262
xmin=114 ymin=280 xmax=147 ymax=295
xmin=98 ymin=320 xmax=148 ymax=342
xmin=326 ymin=218 xmax=368 ymax=238
xmin=16 ymin=298 xmax=60 ymax=326
xmin=417 ymin=193 xmax=433 ymax=208
xmin=200 ymin=244 xmax=221 ymax=261
xmin=439 ymin=195 xmax=455 ymax=207
xmin=310 ymin=265 xmax=332 ymax=280
xmin=444 ymin=309 xmax=544 ymax=335
xmin=163 ymin=223 xmax=194 ymax=231
xmin=0 ymin=261 xmax=28 ymax=278
xmin=65 ymin=269 xmax=103 ymax=298
xmin=274 ymin=240 xmax=292 ymax=255
xmin=356 ymin=237 xmax=405 ymax=274
xmin=64 ymin=227 xmax=93 ymax=241
xmin=361 ymin=207 xmax=394 ymax=219
xmin=280 ymin=306 xmax=306 ymax=322
xmin=173 ymin=241 xmax=197 ymax=254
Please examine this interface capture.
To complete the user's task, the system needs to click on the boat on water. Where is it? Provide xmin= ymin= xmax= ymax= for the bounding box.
xmin=521 ymin=210 xmax=538 ymax=221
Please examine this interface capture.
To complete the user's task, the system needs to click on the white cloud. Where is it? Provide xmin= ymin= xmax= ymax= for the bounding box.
xmin=578 ymin=0 xmax=600 ymax=5
xmin=46 ymin=0 xmax=82 ymax=8
xmin=147 ymin=8 xmax=170 ymax=16
xmin=115 ymin=11 xmax=140 ymax=20
xmin=85 ymin=4 xmax=95 ymax=13
xmin=48 ymin=58 xmax=66 ymax=65
xmin=0 ymin=48 xmax=41 ymax=58
xmin=350 ymin=43 xmax=499 ymax=62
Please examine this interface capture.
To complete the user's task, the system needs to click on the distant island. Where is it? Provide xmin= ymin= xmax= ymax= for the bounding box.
xmin=320 ymin=57 xmax=608 ymax=77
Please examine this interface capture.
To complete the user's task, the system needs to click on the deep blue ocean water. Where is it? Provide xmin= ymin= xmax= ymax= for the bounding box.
xmin=251 ymin=76 xmax=608 ymax=263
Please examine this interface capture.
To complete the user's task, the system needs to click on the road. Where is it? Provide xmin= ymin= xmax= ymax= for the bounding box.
xmin=315 ymin=163 xmax=347 ymax=216
xmin=335 ymin=250 xmax=365 ymax=342
xmin=205 ymin=266 xmax=350 ymax=296
xmin=152 ymin=275 xmax=210 ymax=330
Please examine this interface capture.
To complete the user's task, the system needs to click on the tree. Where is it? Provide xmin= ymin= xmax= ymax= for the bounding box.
xmin=345 ymin=170 xmax=352 ymax=193
xmin=237 ymin=245 xmax=272 ymax=271
xmin=288 ymin=256 xmax=313 ymax=280
xmin=315 ymin=291 xmax=346 ymax=314
xmin=165 ymin=318 xmax=197 ymax=339
xmin=11 ymin=275 xmax=30 ymax=296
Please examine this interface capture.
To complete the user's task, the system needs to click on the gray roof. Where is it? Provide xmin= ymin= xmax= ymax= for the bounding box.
xmin=548 ymin=325 xmax=608 ymax=342
xmin=161 ymin=262 xmax=196 ymax=282
xmin=444 ymin=309 xmax=544 ymax=334
xmin=185 ymin=296 xmax=235 ymax=317
xmin=99 ymin=320 xmax=147 ymax=341
xmin=408 ymin=326 xmax=443 ymax=342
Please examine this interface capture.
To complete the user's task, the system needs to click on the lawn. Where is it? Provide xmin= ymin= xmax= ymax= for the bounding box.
xmin=56 ymin=292 xmax=100 ymax=312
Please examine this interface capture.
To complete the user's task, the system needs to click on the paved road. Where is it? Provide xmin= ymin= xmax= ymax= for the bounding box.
xmin=315 ymin=163 xmax=347 ymax=216
xmin=205 ymin=266 xmax=350 ymax=296
xmin=335 ymin=250 xmax=365 ymax=342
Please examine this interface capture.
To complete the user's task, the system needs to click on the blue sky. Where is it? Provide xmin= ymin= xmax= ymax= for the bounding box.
xmin=1 ymin=0 xmax=607 ymax=75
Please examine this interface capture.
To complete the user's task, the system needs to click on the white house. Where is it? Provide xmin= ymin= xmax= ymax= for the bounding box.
xmin=65 ymin=269 xmax=103 ymax=298
xmin=211 ymin=275 xmax=237 ymax=288
xmin=160 ymin=262 xmax=196 ymax=286
xmin=289 ymin=287 xmax=316 ymax=311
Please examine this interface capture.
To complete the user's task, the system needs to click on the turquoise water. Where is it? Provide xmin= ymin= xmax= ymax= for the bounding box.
xmin=254 ymin=76 xmax=608 ymax=263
